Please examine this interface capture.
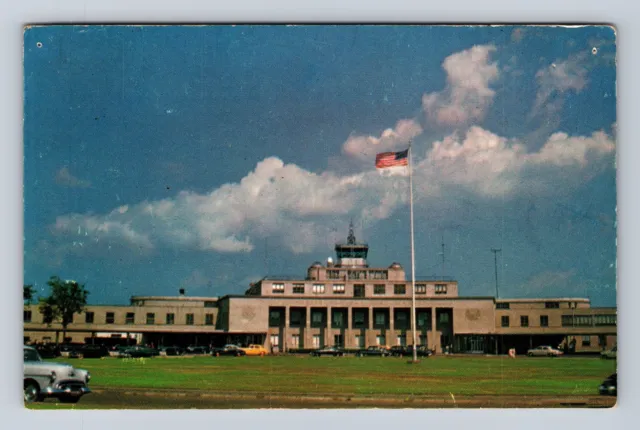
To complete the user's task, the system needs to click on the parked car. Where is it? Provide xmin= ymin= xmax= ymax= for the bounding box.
xmin=79 ymin=344 xmax=109 ymax=359
xmin=109 ymin=344 xmax=130 ymax=357
xmin=310 ymin=346 xmax=346 ymax=357
xmin=23 ymin=345 xmax=91 ymax=404
xmin=59 ymin=343 xmax=82 ymax=359
xmin=159 ymin=346 xmax=184 ymax=356
xmin=526 ymin=345 xmax=563 ymax=357
xmin=355 ymin=346 xmax=391 ymax=357
xmin=35 ymin=344 xmax=60 ymax=359
xmin=598 ymin=373 xmax=617 ymax=396
xmin=389 ymin=345 xmax=407 ymax=357
xmin=120 ymin=345 xmax=159 ymax=358
xmin=185 ymin=345 xmax=209 ymax=355
xmin=211 ymin=344 xmax=246 ymax=357
xmin=600 ymin=346 xmax=617 ymax=359
xmin=390 ymin=345 xmax=434 ymax=357
xmin=241 ymin=344 xmax=269 ymax=356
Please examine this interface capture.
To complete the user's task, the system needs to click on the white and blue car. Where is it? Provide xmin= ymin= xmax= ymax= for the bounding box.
xmin=23 ymin=345 xmax=91 ymax=404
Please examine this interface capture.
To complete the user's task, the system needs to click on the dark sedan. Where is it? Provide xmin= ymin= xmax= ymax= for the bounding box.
xmin=35 ymin=344 xmax=60 ymax=359
xmin=159 ymin=346 xmax=184 ymax=356
xmin=211 ymin=344 xmax=246 ymax=357
xmin=121 ymin=345 xmax=160 ymax=358
xmin=390 ymin=345 xmax=433 ymax=357
xmin=80 ymin=344 xmax=109 ymax=358
xmin=59 ymin=343 xmax=83 ymax=358
xmin=599 ymin=373 xmax=617 ymax=396
xmin=355 ymin=346 xmax=391 ymax=357
xmin=310 ymin=346 xmax=346 ymax=357
xmin=185 ymin=345 xmax=209 ymax=355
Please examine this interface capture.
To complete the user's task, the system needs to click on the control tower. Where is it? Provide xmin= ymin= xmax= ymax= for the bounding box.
xmin=334 ymin=221 xmax=369 ymax=268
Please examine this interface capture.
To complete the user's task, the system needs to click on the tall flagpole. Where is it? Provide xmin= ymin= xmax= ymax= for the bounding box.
xmin=409 ymin=141 xmax=418 ymax=362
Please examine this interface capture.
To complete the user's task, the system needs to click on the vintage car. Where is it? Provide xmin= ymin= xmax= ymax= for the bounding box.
xmin=526 ymin=345 xmax=564 ymax=357
xmin=120 ymin=345 xmax=160 ymax=358
xmin=598 ymin=373 xmax=617 ymax=396
xmin=241 ymin=344 xmax=269 ymax=356
xmin=159 ymin=346 xmax=185 ymax=356
xmin=34 ymin=344 xmax=60 ymax=359
xmin=355 ymin=346 xmax=391 ymax=357
xmin=59 ymin=343 xmax=82 ymax=359
xmin=79 ymin=344 xmax=109 ymax=359
xmin=185 ymin=345 xmax=209 ymax=355
xmin=600 ymin=346 xmax=617 ymax=360
xmin=211 ymin=344 xmax=246 ymax=357
xmin=389 ymin=345 xmax=434 ymax=357
xmin=310 ymin=346 xmax=346 ymax=357
xmin=23 ymin=345 xmax=91 ymax=404
xmin=109 ymin=344 xmax=130 ymax=357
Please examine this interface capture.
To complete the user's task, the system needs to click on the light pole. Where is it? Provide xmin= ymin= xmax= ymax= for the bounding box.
xmin=491 ymin=249 xmax=501 ymax=298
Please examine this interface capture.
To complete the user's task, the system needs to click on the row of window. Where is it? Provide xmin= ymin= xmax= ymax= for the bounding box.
xmin=500 ymin=314 xmax=616 ymax=328
xmin=23 ymin=310 xmax=215 ymax=326
xmin=268 ymin=308 xmax=450 ymax=329
xmin=132 ymin=300 xmax=218 ymax=308
xmin=501 ymin=315 xmax=548 ymax=328
xmin=496 ymin=301 xmax=575 ymax=310
xmin=326 ymin=270 xmax=388 ymax=280
xmin=272 ymin=283 xmax=447 ymax=295
xmin=561 ymin=314 xmax=616 ymax=327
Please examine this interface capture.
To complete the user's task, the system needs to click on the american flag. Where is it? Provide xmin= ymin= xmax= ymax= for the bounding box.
xmin=375 ymin=149 xmax=409 ymax=168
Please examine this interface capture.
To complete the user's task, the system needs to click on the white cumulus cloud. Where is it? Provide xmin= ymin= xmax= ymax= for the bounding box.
xmin=422 ymin=45 xmax=499 ymax=127
xmin=421 ymin=126 xmax=615 ymax=197
xmin=342 ymin=119 xmax=423 ymax=162
xmin=49 ymin=125 xmax=615 ymax=261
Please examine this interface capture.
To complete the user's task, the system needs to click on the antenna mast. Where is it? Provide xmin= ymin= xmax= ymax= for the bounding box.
xmin=441 ymin=233 xmax=445 ymax=279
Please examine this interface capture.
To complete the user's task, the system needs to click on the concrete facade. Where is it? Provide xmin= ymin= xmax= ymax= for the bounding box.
xmin=23 ymin=228 xmax=617 ymax=355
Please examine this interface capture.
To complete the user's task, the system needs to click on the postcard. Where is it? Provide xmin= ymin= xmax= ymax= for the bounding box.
xmin=23 ymin=24 xmax=617 ymax=409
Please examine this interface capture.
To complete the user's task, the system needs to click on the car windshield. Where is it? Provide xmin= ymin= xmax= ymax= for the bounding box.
xmin=24 ymin=348 xmax=41 ymax=362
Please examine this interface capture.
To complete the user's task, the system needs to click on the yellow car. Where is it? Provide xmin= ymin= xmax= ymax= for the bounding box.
xmin=241 ymin=344 xmax=269 ymax=356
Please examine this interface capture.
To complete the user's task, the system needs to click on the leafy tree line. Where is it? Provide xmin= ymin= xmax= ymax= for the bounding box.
xmin=24 ymin=276 xmax=89 ymax=344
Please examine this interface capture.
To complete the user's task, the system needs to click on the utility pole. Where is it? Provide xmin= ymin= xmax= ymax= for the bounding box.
xmin=440 ymin=233 xmax=445 ymax=280
xmin=491 ymin=248 xmax=501 ymax=298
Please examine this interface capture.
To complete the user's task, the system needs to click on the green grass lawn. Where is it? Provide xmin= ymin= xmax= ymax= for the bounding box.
xmin=43 ymin=355 xmax=616 ymax=397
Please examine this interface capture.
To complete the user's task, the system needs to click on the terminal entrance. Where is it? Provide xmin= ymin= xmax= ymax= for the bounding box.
xmin=458 ymin=335 xmax=487 ymax=353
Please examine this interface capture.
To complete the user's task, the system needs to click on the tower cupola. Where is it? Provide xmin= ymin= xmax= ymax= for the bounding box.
xmin=334 ymin=221 xmax=369 ymax=267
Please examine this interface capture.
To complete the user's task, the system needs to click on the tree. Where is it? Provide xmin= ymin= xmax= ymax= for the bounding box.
xmin=38 ymin=276 xmax=89 ymax=344
xmin=23 ymin=284 xmax=34 ymax=305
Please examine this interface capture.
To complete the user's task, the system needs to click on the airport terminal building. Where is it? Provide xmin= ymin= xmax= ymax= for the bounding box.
xmin=23 ymin=226 xmax=617 ymax=355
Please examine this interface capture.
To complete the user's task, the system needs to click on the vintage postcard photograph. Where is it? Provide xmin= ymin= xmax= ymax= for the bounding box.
xmin=22 ymin=24 xmax=617 ymax=409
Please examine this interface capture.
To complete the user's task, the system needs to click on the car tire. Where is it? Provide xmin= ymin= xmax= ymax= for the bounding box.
xmin=236 ymin=352 xmax=241 ymax=357
xmin=527 ymin=352 xmax=533 ymax=357
xmin=23 ymin=381 xmax=40 ymax=404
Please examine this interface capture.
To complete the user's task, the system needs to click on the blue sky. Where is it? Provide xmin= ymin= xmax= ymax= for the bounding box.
xmin=23 ymin=25 xmax=617 ymax=306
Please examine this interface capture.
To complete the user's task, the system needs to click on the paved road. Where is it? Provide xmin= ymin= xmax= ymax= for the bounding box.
xmin=59 ymin=388 xmax=616 ymax=409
